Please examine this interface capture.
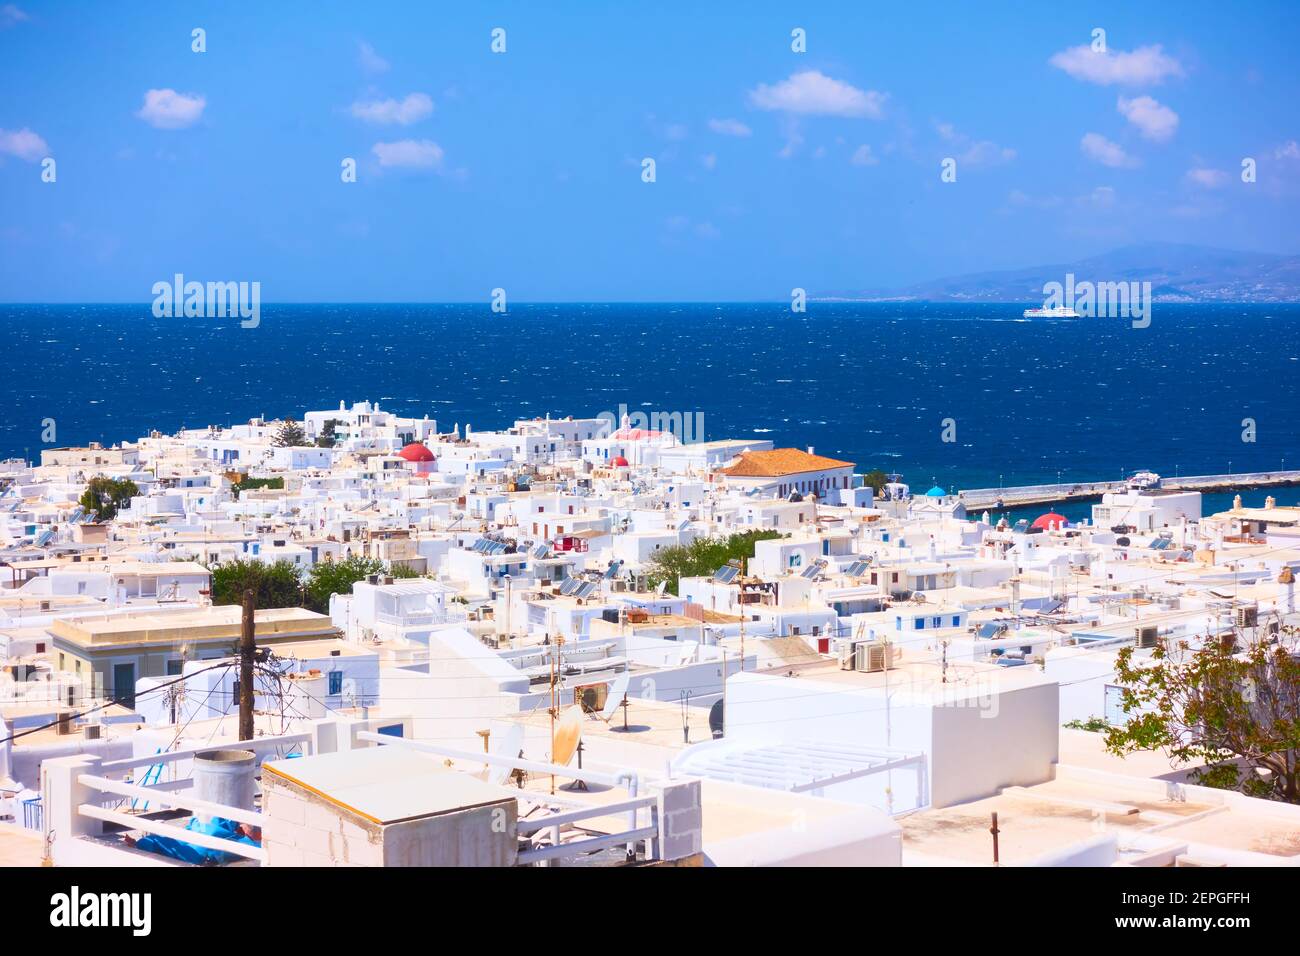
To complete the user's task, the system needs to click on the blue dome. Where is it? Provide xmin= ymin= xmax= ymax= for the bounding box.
xmin=925 ymin=485 xmax=946 ymax=497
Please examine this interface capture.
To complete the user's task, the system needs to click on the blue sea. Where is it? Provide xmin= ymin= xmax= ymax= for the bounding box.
xmin=5 ymin=302 xmax=1299 ymax=511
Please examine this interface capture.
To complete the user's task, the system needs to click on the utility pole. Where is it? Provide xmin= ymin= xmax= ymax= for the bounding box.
xmin=239 ymin=588 xmax=255 ymax=741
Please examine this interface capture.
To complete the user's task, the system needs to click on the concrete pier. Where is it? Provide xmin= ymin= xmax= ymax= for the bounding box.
xmin=957 ymin=470 xmax=1300 ymax=510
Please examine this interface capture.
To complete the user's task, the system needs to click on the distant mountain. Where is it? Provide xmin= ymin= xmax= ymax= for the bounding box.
xmin=825 ymin=243 xmax=1300 ymax=303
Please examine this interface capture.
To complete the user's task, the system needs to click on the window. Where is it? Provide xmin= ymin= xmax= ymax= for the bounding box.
xmin=328 ymin=671 xmax=343 ymax=695
xmin=167 ymin=659 xmax=183 ymax=676
xmin=951 ymin=616 xmax=960 ymax=627
xmin=932 ymin=617 xmax=942 ymax=628
xmin=916 ymin=618 xmax=925 ymax=630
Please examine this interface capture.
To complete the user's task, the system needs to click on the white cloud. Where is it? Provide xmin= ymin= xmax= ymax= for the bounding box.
xmin=0 ymin=127 xmax=48 ymax=161
xmin=935 ymin=121 xmax=1014 ymax=166
xmin=708 ymin=118 xmax=752 ymax=137
xmin=1275 ymin=140 xmax=1300 ymax=160
xmin=775 ymin=117 xmax=804 ymax=159
xmin=0 ymin=4 xmax=29 ymax=28
xmin=350 ymin=93 xmax=433 ymax=126
xmin=1186 ymin=167 xmax=1228 ymax=188
xmin=1080 ymin=132 xmax=1137 ymax=168
xmin=695 ymin=222 xmax=721 ymax=240
xmin=1088 ymin=186 xmax=1116 ymax=208
xmin=700 ymin=153 xmax=717 ymax=170
xmin=749 ymin=70 xmax=886 ymax=118
xmin=850 ymin=144 xmax=878 ymax=166
xmin=1049 ymin=44 xmax=1184 ymax=86
xmin=136 ymin=89 xmax=206 ymax=129
xmin=372 ymin=139 xmax=444 ymax=169
xmin=358 ymin=41 xmax=389 ymax=74
xmin=961 ymin=141 xmax=1016 ymax=166
xmin=1117 ymin=95 xmax=1178 ymax=142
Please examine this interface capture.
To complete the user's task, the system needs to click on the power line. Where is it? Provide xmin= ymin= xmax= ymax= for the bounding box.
xmin=0 ymin=660 xmax=234 ymax=744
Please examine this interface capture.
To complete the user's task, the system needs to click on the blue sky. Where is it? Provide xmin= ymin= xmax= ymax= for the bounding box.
xmin=2 ymin=1 xmax=1298 ymax=301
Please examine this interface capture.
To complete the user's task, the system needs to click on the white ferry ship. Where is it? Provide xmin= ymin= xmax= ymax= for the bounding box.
xmin=1022 ymin=306 xmax=1080 ymax=318
xmin=1126 ymin=469 xmax=1162 ymax=490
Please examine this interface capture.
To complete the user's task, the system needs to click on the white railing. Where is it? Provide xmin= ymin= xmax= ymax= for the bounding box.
xmin=354 ymin=730 xmax=660 ymax=865
xmin=99 ymin=732 xmax=311 ymax=775
xmin=76 ymin=773 xmax=266 ymax=863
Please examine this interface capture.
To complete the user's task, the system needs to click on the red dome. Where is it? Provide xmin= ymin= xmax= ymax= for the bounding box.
xmin=399 ymin=442 xmax=435 ymax=462
xmin=1032 ymin=512 xmax=1067 ymax=530
xmin=611 ymin=456 xmax=630 ymax=467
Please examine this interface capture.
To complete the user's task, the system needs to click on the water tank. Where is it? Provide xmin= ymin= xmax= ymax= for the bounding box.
xmin=192 ymin=749 xmax=257 ymax=820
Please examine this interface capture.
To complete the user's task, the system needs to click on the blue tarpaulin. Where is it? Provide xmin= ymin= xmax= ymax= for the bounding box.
xmin=135 ymin=816 xmax=259 ymax=865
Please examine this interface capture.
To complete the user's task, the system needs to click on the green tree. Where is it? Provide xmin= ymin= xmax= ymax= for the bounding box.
xmin=272 ymin=419 xmax=308 ymax=447
xmin=861 ymin=470 xmax=890 ymax=495
xmin=230 ymin=476 xmax=284 ymax=499
xmin=210 ymin=558 xmax=304 ymax=609
xmin=1105 ymin=628 xmax=1300 ymax=803
xmin=78 ymin=476 xmax=139 ymax=522
xmin=304 ymin=555 xmax=385 ymax=613
xmin=315 ymin=419 xmax=340 ymax=449
xmin=645 ymin=530 xmax=783 ymax=596
xmin=387 ymin=563 xmax=422 ymax=579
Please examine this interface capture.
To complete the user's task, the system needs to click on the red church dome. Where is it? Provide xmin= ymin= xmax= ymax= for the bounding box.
xmin=1032 ymin=512 xmax=1067 ymax=530
xmin=399 ymin=442 xmax=435 ymax=463
xmin=611 ymin=456 xmax=630 ymax=467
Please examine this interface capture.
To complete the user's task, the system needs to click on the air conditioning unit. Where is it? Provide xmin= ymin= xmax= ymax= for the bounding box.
xmin=84 ymin=723 xmax=102 ymax=740
xmin=856 ymin=642 xmax=891 ymax=673
xmin=1136 ymin=625 xmax=1159 ymax=649
xmin=1235 ymin=605 xmax=1258 ymax=628
xmin=574 ymin=682 xmax=609 ymax=713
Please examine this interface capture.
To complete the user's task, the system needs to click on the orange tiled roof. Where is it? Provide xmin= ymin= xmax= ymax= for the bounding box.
xmin=719 ymin=448 xmax=855 ymax=478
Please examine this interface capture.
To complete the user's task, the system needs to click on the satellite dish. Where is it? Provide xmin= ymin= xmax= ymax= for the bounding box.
xmin=708 ymin=699 xmax=724 ymax=738
xmin=599 ymin=672 xmax=630 ymax=721
xmin=486 ymin=724 xmax=525 ymax=787
xmin=551 ymin=707 xmax=583 ymax=766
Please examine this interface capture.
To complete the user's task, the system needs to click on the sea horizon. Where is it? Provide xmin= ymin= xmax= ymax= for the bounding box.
xmin=6 ymin=301 xmax=1298 ymax=501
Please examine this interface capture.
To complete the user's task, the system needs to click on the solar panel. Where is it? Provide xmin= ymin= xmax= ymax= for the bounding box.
xmin=602 ymin=560 xmax=623 ymax=579
xmin=845 ymin=560 xmax=871 ymax=577
xmin=530 ymin=543 xmax=551 ymax=559
xmin=799 ymin=558 xmax=827 ymax=580
xmin=713 ymin=564 xmax=739 ymax=584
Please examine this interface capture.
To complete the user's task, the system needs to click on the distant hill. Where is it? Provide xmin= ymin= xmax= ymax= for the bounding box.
xmin=825 ymin=243 xmax=1300 ymax=303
